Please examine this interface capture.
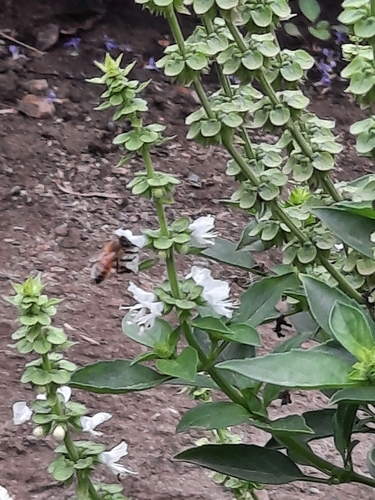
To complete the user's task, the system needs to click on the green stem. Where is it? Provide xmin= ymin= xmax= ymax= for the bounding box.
xmin=225 ymin=19 xmax=341 ymax=202
xmin=182 ymin=322 xmax=247 ymax=407
xmin=142 ymin=146 xmax=181 ymax=298
xmin=166 ymin=6 xmax=186 ymax=55
xmin=40 ymin=352 xmax=100 ymax=500
xmin=319 ymin=256 xmax=365 ymax=303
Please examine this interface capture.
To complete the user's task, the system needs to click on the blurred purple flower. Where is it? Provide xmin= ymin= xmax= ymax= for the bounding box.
xmin=46 ymin=90 xmax=56 ymax=103
xmin=8 ymin=45 xmax=19 ymax=59
xmin=104 ymin=35 xmax=118 ymax=51
xmin=316 ymin=59 xmax=335 ymax=73
xmin=120 ymin=43 xmax=133 ymax=53
xmin=64 ymin=37 xmax=81 ymax=50
xmin=335 ymin=31 xmax=346 ymax=44
xmin=145 ymin=57 xmax=159 ymax=71
xmin=322 ymin=48 xmax=335 ymax=60
xmin=318 ymin=72 xmax=332 ymax=87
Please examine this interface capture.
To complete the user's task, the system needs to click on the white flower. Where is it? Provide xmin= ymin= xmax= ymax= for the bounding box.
xmin=36 ymin=385 xmax=72 ymax=403
xmin=115 ymin=229 xmax=146 ymax=248
xmin=334 ymin=243 xmax=344 ymax=252
xmin=52 ymin=425 xmax=66 ymax=441
xmin=125 ymin=282 xmax=163 ymax=330
xmin=12 ymin=401 xmax=32 ymax=425
xmin=80 ymin=412 xmax=112 ymax=436
xmin=189 ymin=215 xmax=217 ymax=247
xmin=0 ymin=485 xmax=14 ymax=500
xmin=188 ymin=266 xmax=235 ymax=319
xmin=99 ymin=441 xmax=138 ymax=476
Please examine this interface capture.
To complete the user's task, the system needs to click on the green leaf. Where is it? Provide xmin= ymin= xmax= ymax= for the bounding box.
xmin=311 ymin=207 xmax=375 ymax=259
xmin=301 ymin=274 xmax=375 ymax=339
xmin=269 ymin=107 xmax=290 ymax=126
xmin=299 ymin=0 xmax=320 ymax=22
xmin=354 ymin=17 xmax=375 ymax=38
xmin=33 ymin=338 xmax=52 ymax=354
xmin=51 ymin=370 xmax=71 ymax=385
xmin=329 ymin=301 xmax=375 ymax=359
xmin=174 ymin=444 xmax=307 ymax=484
xmin=258 ymin=183 xmax=279 ymax=201
xmin=242 ymin=51 xmax=263 ymax=71
xmin=156 ymin=347 xmax=198 ymax=382
xmin=280 ymin=63 xmax=303 ymax=82
xmin=227 ymin=323 xmax=261 ymax=347
xmin=335 ymin=201 xmax=375 ymax=220
xmin=252 ymin=414 xmax=314 ymax=435
xmin=252 ymin=5 xmax=273 ymax=26
xmin=201 ymin=237 xmax=256 ymax=271
xmin=123 ymin=316 xmax=172 ymax=348
xmin=234 ymin=273 xmax=298 ymax=326
xmin=330 ymin=386 xmax=375 ymax=405
xmin=191 ymin=317 xmax=232 ymax=336
xmin=201 ymin=120 xmax=221 ymax=137
xmin=217 ymin=349 xmax=354 ymax=389
xmin=333 ymin=402 xmax=358 ymax=460
xmin=71 ymin=360 xmax=169 ymax=393
xmin=215 ymin=0 xmax=238 ymax=9
xmin=312 ymin=152 xmax=334 ymax=171
xmin=193 ymin=0 xmax=215 ymax=14
xmin=176 ymin=402 xmax=250 ymax=432
xmin=47 ymin=328 xmax=68 ymax=345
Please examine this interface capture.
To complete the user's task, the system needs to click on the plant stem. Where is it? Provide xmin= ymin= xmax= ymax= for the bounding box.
xmin=319 ymin=256 xmax=365 ymax=303
xmin=182 ymin=322 xmax=247 ymax=407
xmin=142 ymin=146 xmax=181 ymax=298
xmin=225 ymin=18 xmax=341 ymax=202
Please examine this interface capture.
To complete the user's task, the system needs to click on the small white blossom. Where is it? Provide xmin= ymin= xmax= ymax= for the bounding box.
xmin=12 ymin=401 xmax=32 ymax=425
xmin=99 ymin=441 xmax=138 ymax=476
xmin=36 ymin=385 xmax=72 ymax=403
xmin=334 ymin=243 xmax=344 ymax=252
xmin=189 ymin=215 xmax=217 ymax=247
xmin=33 ymin=426 xmax=45 ymax=438
xmin=14 ymin=386 xmax=70 ymax=426
xmin=0 ymin=485 xmax=14 ymax=500
xmin=52 ymin=425 xmax=66 ymax=441
xmin=80 ymin=412 xmax=112 ymax=436
xmin=188 ymin=266 xmax=235 ymax=319
xmin=125 ymin=282 xmax=163 ymax=330
xmin=115 ymin=228 xmax=146 ymax=248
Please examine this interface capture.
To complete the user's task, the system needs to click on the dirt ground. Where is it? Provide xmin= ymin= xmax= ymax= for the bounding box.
xmin=1 ymin=1 xmax=375 ymax=499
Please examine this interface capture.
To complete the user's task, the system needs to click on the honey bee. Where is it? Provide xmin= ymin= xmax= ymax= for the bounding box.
xmin=90 ymin=235 xmax=140 ymax=284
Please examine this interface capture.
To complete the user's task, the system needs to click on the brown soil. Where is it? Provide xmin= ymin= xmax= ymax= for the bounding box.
xmin=1 ymin=2 xmax=374 ymax=500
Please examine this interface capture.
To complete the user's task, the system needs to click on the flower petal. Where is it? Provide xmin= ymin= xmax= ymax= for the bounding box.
xmin=57 ymin=386 xmax=72 ymax=403
xmin=188 ymin=266 xmax=235 ymax=319
xmin=189 ymin=215 xmax=217 ymax=247
xmin=128 ymin=282 xmax=156 ymax=304
xmin=115 ymin=229 xmax=146 ymax=248
xmin=0 ymin=485 xmax=14 ymax=500
xmin=12 ymin=401 xmax=32 ymax=425
xmin=80 ymin=412 xmax=112 ymax=435
xmin=99 ymin=441 xmax=138 ymax=476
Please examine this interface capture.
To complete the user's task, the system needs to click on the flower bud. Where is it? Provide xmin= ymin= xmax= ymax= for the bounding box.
xmin=157 ymin=250 xmax=167 ymax=260
xmin=179 ymin=243 xmax=190 ymax=255
xmin=52 ymin=425 xmax=66 ymax=441
xmin=33 ymin=426 xmax=45 ymax=438
xmin=153 ymin=188 xmax=165 ymax=199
